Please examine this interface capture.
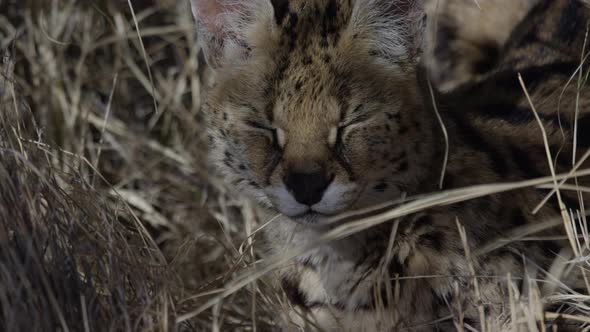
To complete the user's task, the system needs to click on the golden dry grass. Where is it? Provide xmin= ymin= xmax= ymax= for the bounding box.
xmin=1 ymin=1 xmax=589 ymax=331
xmin=0 ymin=0 xmax=276 ymax=330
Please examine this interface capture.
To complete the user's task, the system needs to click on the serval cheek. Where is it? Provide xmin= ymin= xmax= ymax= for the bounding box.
xmin=312 ymin=182 xmax=359 ymax=215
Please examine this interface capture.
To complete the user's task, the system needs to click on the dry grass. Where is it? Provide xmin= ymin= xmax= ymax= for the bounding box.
xmin=1 ymin=1 xmax=589 ymax=331
xmin=0 ymin=0 xmax=276 ymax=330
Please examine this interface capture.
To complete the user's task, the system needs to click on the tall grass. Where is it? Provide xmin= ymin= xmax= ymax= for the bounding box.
xmin=0 ymin=1 xmax=276 ymax=330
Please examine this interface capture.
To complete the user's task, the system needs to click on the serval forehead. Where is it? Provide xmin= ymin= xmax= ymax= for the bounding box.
xmin=274 ymin=0 xmax=354 ymax=41
xmin=276 ymin=0 xmax=354 ymax=22
xmin=273 ymin=86 xmax=343 ymax=128
xmin=272 ymin=48 xmax=351 ymax=126
xmin=268 ymin=1 xmax=357 ymax=125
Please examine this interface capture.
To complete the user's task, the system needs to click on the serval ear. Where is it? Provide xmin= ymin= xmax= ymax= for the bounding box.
xmin=190 ymin=0 xmax=283 ymax=69
xmin=350 ymin=0 xmax=425 ymax=63
xmin=423 ymin=0 xmax=540 ymax=92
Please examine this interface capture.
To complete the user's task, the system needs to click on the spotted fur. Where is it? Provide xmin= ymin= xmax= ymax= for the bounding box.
xmin=192 ymin=0 xmax=590 ymax=330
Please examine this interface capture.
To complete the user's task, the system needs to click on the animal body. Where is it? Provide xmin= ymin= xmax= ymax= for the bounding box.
xmin=191 ymin=0 xmax=590 ymax=330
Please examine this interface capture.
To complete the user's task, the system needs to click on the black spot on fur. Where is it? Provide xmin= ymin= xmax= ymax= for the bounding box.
xmin=413 ymin=215 xmax=434 ymax=229
xmin=299 ymin=257 xmax=317 ymax=270
xmin=319 ymin=0 xmax=342 ymax=46
xmin=575 ymin=114 xmax=590 ymax=148
xmin=389 ymin=258 xmax=404 ymax=276
xmin=373 ymin=182 xmax=388 ymax=192
xmin=510 ymin=208 xmax=527 ymax=227
xmin=223 ymin=159 xmax=233 ymax=169
xmin=325 ymin=0 xmax=338 ymax=20
xmin=510 ymin=145 xmax=544 ymax=179
xmin=386 ymin=112 xmax=398 ymax=120
xmin=349 ymin=104 xmax=363 ymax=114
xmin=284 ymin=12 xmax=299 ymax=46
xmin=436 ymin=291 xmax=453 ymax=307
xmin=281 ymin=277 xmax=308 ymax=308
xmin=398 ymin=160 xmax=408 ymax=172
xmin=65 ymin=44 xmax=82 ymax=59
xmin=332 ymin=301 xmax=346 ymax=310
xmin=472 ymin=40 xmax=500 ymax=74
xmin=463 ymin=317 xmax=477 ymax=327
xmin=218 ymin=128 xmax=228 ymax=138
xmin=557 ymin=1 xmax=584 ymax=44
xmin=443 ymin=174 xmax=457 ymax=187
xmin=270 ymin=0 xmax=290 ymax=25
xmin=244 ymin=120 xmax=272 ymax=131
xmin=541 ymin=240 xmax=561 ymax=258
xmin=418 ymin=231 xmax=444 ymax=251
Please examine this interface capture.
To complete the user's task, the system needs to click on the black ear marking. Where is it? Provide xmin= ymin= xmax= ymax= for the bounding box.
xmin=472 ymin=39 xmax=501 ymax=74
xmin=271 ymin=0 xmax=290 ymax=24
xmin=433 ymin=23 xmax=457 ymax=59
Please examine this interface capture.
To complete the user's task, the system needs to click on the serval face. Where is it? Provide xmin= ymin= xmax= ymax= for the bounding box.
xmin=192 ymin=0 xmax=431 ymax=225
